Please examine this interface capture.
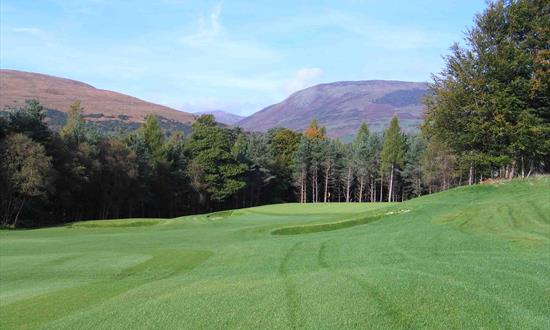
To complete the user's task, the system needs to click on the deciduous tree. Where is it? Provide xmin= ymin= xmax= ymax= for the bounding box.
xmin=0 ymin=133 xmax=53 ymax=227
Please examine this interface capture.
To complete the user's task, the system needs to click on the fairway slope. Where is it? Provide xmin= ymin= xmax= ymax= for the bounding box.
xmin=1 ymin=177 xmax=549 ymax=329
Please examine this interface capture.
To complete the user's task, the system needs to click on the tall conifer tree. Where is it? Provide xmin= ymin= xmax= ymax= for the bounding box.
xmin=380 ymin=116 xmax=404 ymax=202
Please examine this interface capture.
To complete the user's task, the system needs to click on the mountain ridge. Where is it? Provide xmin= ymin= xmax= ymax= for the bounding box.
xmin=0 ymin=69 xmax=195 ymax=132
xmin=237 ymin=80 xmax=429 ymax=138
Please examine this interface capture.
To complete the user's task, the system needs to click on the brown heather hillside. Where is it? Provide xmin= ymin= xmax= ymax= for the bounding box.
xmin=237 ymin=80 xmax=429 ymax=139
xmin=0 ymin=70 xmax=195 ymax=130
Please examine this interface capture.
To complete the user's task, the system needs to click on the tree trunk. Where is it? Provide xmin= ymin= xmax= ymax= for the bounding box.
xmin=13 ymin=197 xmax=26 ymax=228
xmin=302 ymin=179 xmax=305 ymax=203
xmin=526 ymin=160 xmax=533 ymax=177
xmin=304 ymin=169 xmax=308 ymax=203
xmin=300 ymin=168 xmax=306 ymax=203
xmin=311 ymin=168 xmax=317 ymax=203
xmin=388 ymin=164 xmax=394 ymax=202
xmin=370 ymin=177 xmax=375 ymax=202
xmin=3 ymin=197 xmax=14 ymax=227
xmin=373 ymin=177 xmax=377 ymax=202
xmin=468 ymin=166 xmax=474 ymax=185
xmin=313 ymin=167 xmax=318 ymax=203
xmin=509 ymin=160 xmax=515 ymax=180
xmin=379 ymin=173 xmax=383 ymax=202
xmin=345 ymin=167 xmax=352 ymax=203
xmin=311 ymin=169 xmax=315 ymax=203
xmin=324 ymin=166 xmax=330 ymax=203
xmin=358 ymin=176 xmax=364 ymax=203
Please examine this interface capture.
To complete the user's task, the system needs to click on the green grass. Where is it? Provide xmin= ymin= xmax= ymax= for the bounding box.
xmin=1 ymin=177 xmax=549 ymax=329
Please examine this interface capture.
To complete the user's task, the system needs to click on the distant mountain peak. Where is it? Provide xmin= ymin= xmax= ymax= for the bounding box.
xmin=193 ymin=110 xmax=244 ymax=125
xmin=237 ymin=80 xmax=428 ymax=138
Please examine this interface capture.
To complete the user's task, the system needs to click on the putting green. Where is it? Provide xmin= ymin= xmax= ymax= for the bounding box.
xmin=1 ymin=177 xmax=549 ymax=329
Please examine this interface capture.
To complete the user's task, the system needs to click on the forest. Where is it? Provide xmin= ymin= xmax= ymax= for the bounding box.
xmin=0 ymin=0 xmax=548 ymax=228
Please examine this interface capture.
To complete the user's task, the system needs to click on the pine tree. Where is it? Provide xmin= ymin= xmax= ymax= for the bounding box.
xmin=402 ymin=134 xmax=426 ymax=198
xmin=186 ymin=115 xmax=246 ymax=205
xmin=270 ymin=128 xmax=302 ymax=201
xmin=342 ymin=142 xmax=355 ymax=203
xmin=321 ymin=140 xmax=338 ymax=202
xmin=303 ymin=120 xmax=326 ymax=203
xmin=353 ymin=122 xmax=371 ymax=202
xmin=140 ymin=115 xmax=166 ymax=165
xmin=293 ymin=136 xmax=311 ymax=203
xmin=380 ymin=116 xmax=404 ymax=202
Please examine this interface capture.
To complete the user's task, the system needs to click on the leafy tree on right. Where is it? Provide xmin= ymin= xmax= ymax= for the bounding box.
xmin=423 ymin=0 xmax=549 ymax=183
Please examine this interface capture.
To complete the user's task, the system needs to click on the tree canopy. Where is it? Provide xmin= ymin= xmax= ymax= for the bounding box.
xmin=423 ymin=0 xmax=550 ymax=178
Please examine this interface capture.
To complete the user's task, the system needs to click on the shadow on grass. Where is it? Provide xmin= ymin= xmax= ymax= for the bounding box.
xmin=271 ymin=209 xmax=410 ymax=235
xmin=69 ymin=219 xmax=163 ymax=228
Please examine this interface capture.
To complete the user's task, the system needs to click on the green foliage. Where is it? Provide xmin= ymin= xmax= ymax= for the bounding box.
xmin=4 ymin=99 xmax=51 ymax=143
xmin=380 ymin=116 xmax=404 ymax=171
xmin=423 ymin=0 xmax=550 ymax=175
xmin=355 ymin=122 xmax=370 ymax=143
xmin=96 ymin=138 xmax=139 ymax=218
xmin=139 ymin=115 xmax=167 ymax=165
xmin=402 ymin=134 xmax=426 ymax=197
xmin=0 ymin=133 xmax=53 ymax=227
xmin=353 ymin=122 xmax=374 ymax=175
xmin=186 ymin=115 xmax=246 ymax=202
xmin=2 ymin=134 xmax=53 ymax=197
xmin=511 ymin=111 xmax=549 ymax=169
xmin=270 ymin=128 xmax=301 ymax=170
xmin=421 ymin=138 xmax=455 ymax=193
xmin=60 ymin=101 xmax=86 ymax=145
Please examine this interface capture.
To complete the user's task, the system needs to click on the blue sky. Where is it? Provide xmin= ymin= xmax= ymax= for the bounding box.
xmin=0 ymin=1 xmax=485 ymax=115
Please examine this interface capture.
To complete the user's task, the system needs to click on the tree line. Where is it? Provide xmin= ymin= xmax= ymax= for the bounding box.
xmin=1 ymin=0 xmax=548 ymax=228
xmin=0 ymin=99 xmax=448 ymax=228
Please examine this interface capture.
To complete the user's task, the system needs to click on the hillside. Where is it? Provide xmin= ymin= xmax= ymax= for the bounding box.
xmin=194 ymin=110 xmax=244 ymax=125
xmin=238 ymin=80 xmax=429 ymax=138
xmin=0 ymin=70 xmax=195 ymax=132
xmin=1 ymin=177 xmax=548 ymax=329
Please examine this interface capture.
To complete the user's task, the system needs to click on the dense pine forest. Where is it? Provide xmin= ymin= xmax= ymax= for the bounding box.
xmin=1 ymin=0 xmax=548 ymax=228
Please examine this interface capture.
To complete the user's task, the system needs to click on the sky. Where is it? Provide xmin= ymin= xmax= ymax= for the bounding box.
xmin=0 ymin=1 xmax=486 ymax=116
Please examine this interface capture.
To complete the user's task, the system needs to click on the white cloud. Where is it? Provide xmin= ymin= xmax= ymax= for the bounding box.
xmin=285 ymin=67 xmax=324 ymax=94
xmin=182 ymin=2 xmax=222 ymax=44
xmin=179 ymin=3 xmax=280 ymax=61
xmin=208 ymin=3 xmax=223 ymax=35
xmin=10 ymin=27 xmax=43 ymax=36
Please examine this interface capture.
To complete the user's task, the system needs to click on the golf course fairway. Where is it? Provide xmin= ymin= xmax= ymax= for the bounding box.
xmin=1 ymin=177 xmax=549 ymax=329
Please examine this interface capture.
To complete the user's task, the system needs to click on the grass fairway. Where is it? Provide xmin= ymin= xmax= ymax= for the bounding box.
xmin=1 ymin=178 xmax=549 ymax=329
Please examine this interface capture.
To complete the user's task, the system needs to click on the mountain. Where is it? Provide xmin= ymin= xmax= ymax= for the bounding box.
xmin=193 ymin=110 xmax=244 ymax=125
xmin=237 ymin=80 xmax=429 ymax=138
xmin=0 ymin=69 xmax=195 ymax=133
